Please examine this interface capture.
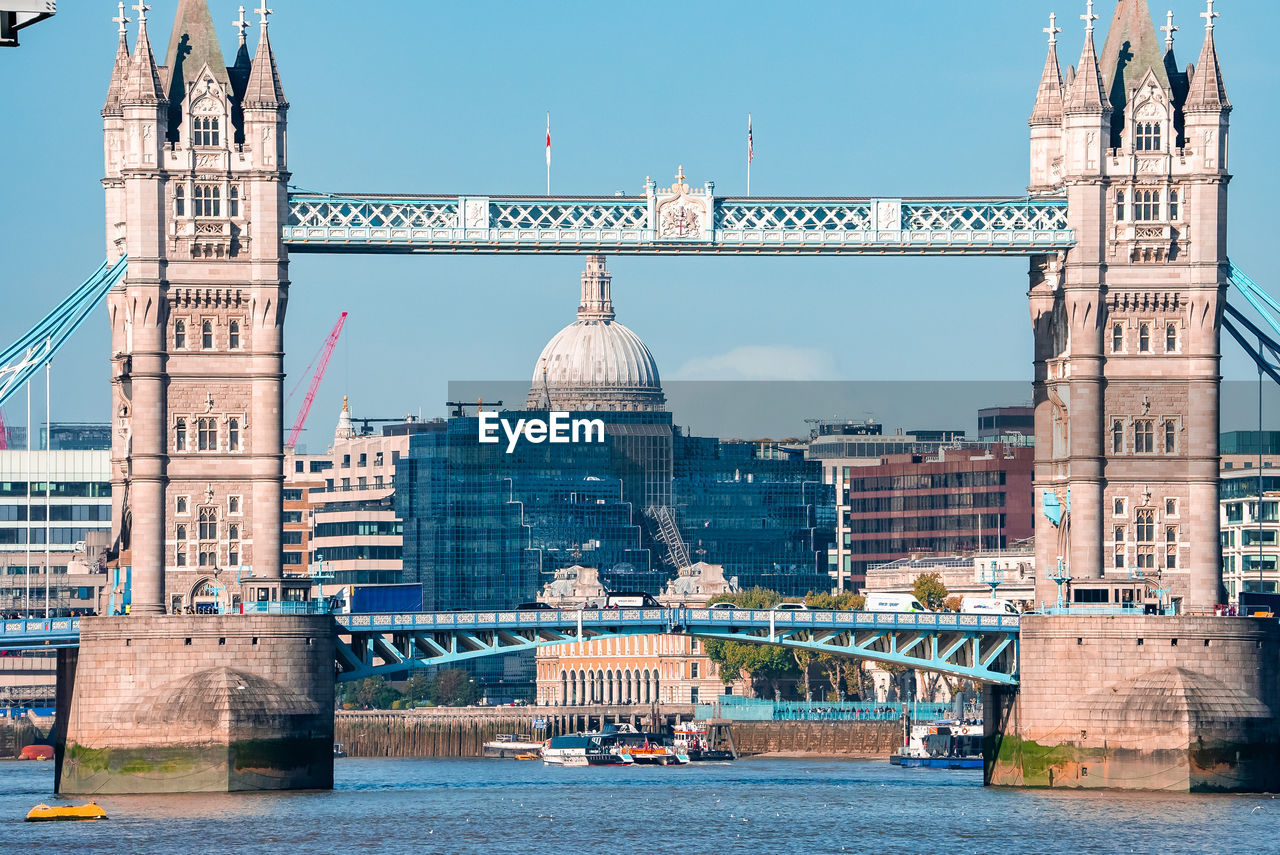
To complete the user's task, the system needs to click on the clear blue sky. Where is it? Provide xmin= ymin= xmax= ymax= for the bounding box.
xmin=2 ymin=1 xmax=1278 ymax=441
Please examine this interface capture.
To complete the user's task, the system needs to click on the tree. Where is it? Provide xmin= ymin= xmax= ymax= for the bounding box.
xmin=431 ymin=668 xmax=479 ymax=707
xmin=351 ymin=676 xmax=401 ymax=710
xmin=912 ymin=572 xmax=949 ymax=610
xmin=405 ymin=673 xmax=432 ymax=703
xmin=941 ymin=595 xmax=963 ymax=613
xmin=793 ymin=649 xmax=817 ymax=701
xmin=804 ymin=591 xmax=865 ymax=611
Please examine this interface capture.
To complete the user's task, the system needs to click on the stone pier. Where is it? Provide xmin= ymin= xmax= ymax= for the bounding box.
xmin=986 ymin=615 xmax=1280 ymax=792
xmin=55 ymin=615 xmax=335 ymax=794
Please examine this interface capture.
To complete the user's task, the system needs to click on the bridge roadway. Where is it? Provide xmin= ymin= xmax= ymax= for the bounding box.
xmin=0 ymin=607 xmax=1020 ymax=686
xmin=283 ymin=192 xmax=1072 ymax=256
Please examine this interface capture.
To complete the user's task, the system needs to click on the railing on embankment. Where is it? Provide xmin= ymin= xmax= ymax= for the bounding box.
xmin=334 ymin=705 xmax=905 ymax=759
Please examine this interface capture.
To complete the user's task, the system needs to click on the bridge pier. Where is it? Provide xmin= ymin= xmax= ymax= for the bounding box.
xmin=985 ymin=616 xmax=1280 ymax=792
xmin=55 ymin=615 xmax=335 ymax=794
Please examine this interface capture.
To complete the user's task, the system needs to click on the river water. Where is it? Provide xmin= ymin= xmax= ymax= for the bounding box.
xmin=1 ymin=757 xmax=1275 ymax=854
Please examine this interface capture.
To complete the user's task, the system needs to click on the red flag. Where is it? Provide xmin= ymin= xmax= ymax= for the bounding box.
xmin=747 ymin=114 xmax=753 ymax=165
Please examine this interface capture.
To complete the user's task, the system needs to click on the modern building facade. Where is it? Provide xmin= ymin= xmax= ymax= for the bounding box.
xmin=1219 ymin=431 xmax=1280 ymax=603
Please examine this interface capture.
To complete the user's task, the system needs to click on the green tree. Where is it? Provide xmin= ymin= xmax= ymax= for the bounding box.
xmin=941 ymin=595 xmax=963 ymax=613
xmin=804 ymin=591 xmax=865 ymax=611
xmin=352 ymin=676 xmax=401 ymax=710
xmin=912 ymin=572 xmax=949 ymax=610
xmin=431 ymin=668 xmax=479 ymax=706
xmin=793 ymin=649 xmax=817 ymax=700
xmin=405 ymin=673 xmax=433 ymax=703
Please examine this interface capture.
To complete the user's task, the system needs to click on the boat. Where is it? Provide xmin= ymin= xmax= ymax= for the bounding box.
xmin=672 ymin=722 xmax=736 ymax=762
xmin=514 ymin=751 xmax=541 ymax=761
xmin=621 ymin=744 xmax=688 ymax=766
xmin=890 ymin=719 xmax=984 ymax=769
xmin=333 ymin=742 xmax=347 ymax=758
xmin=483 ymin=733 xmax=546 ymax=759
xmin=25 ymin=803 xmax=108 ymax=822
xmin=18 ymin=744 xmax=54 ymax=761
xmin=542 ymin=731 xmax=634 ymax=766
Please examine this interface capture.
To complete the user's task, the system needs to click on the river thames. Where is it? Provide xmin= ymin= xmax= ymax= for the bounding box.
xmin=1 ymin=757 xmax=1275 ymax=854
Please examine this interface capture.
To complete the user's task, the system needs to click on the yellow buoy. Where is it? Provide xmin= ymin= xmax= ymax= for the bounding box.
xmin=24 ymin=802 xmax=108 ymax=822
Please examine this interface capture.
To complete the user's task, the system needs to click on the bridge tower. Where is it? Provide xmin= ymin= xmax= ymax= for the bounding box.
xmin=104 ymin=0 xmax=289 ymax=614
xmin=1029 ymin=0 xmax=1229 ymax=612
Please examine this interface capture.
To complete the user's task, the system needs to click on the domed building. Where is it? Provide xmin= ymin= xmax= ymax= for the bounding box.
xmin=527 ymin=256 xmax=666 ymax=412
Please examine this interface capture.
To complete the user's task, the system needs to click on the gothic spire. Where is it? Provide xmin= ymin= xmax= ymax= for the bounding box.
xmin=577 ymin=256 xmax=615 ymax=322
xmin=229 ymin=5 xmax=253 ymax=98
xmin=1064 ymin=1 xmax=1108 ymax=115
xmin=103 ymin=3 xmax=132 ymax=116
xmin=1185 ymin=0 xmax=1229 ymax=112
xmin=1030 ymin=14 xmax=1064 ymax=126
xmin=1099 ymin=0 xmax=1170 ymax=94
xmin=121 ymin=2 xmax=165 ymax=106
xmin=244 ymin=3 xmax=287 ymax=108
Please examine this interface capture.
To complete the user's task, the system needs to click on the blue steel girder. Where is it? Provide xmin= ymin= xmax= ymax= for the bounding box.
xmin=0 ymin=618 xmax=82 ymax=651
xmin=334 ymin=608 xmax=1020 ymax=686
xmin=283 ymin=193 xmax=1072 ymax=256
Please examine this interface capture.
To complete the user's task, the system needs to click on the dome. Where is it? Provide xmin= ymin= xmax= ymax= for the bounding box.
xmin=527 ymin=256 xmax=665 ymax=412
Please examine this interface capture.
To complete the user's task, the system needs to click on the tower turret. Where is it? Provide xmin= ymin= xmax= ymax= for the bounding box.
xmin=1029 ymin=13 xmax=1065 ymax=194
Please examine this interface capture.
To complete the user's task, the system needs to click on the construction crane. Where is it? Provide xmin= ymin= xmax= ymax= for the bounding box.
xmin=286 ymin=312 xmax=347 ymax=450
xmin=0 ymin=407 xmax=6 ymax=450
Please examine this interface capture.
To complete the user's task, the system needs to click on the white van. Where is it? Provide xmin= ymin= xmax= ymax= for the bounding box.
xmin=865 ymin=593 xmax=927 ymax=613
xmin=960 ymin=597 xmax=1019 ymax=615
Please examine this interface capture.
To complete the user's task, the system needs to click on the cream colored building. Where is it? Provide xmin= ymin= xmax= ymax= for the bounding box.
xmin=534 ymin=562 xmax=748 ymax=706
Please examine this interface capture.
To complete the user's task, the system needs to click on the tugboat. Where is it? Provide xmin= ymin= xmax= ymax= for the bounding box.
xmin=890 ymin=719 xmax=984 ymax=769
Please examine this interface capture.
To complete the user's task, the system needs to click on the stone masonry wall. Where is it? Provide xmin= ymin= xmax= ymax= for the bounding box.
xmin=57 ymin=614 xmax=335 ymax=794
xmin=987 ymin=615 xmax=1280 ymax=792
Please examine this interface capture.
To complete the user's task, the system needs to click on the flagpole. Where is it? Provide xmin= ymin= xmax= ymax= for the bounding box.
xmin=747 ymin=112 xmax=752 ymax=197
xmin=545 ymin=111 xmax=551 ymax=196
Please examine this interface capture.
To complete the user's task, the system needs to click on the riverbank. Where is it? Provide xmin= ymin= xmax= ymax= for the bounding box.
xmin=334 ymin=708 xmax=901 ymax=758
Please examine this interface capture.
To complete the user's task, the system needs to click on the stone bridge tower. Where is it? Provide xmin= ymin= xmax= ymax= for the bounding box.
xmin=1029 ymin=0 xmax=1229 ymax=612
xmin=103 ymin=0 xmax=289 ymax=614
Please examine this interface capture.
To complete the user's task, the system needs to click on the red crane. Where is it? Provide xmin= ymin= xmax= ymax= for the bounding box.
xmin=286 ymin=312 xmax=348 ymax=450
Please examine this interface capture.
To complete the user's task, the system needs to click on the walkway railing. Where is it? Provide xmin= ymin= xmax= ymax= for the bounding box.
xmin=693 ymin=698 xmax=954 ymax=722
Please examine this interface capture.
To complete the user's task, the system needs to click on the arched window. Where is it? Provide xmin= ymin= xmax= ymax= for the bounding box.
xmin=1136 ymin=189 xmax=1161 ymax=221
xmin=176 ymin=496 xmax=188 ymax=515
xmin=194 ymin=184 xmax=220 ymax=217
xmin=1134 ymin=420 xmax=1154 ymax=453
xmin=228 ymin=417 xmax=240 ymax=451
xmin=228 ymin=523 xmax=240 ymax=541
xmin=176 ymin=524 xmax=187 ymax=541
xmin=1166 ymin=323 xmax=1177 ymax=352
xmin=1164 ymin=420 xmax=1176 ymax=453
xmin=174 ymin=319 xmax=186 ymax=349
xmin=198 ymin=550 xmax=215 ymax=567
xmin=1139 ymin=323 xmax=1151 ymax=352
xmin=175 ymin=417 xmax=187 ymax=451
xmin=228 ymin=320 xmax=240 ymax=349
xmin=198 ymin=507 xmax=217 ymax=540
xmin=228 ymin=185 xmax=240 ymax=218
xmin=174 ymin=185 xmax=185 ymax=217
xmin=1135 ymin=122 xmax=1161 ymax=151
xmin=1168 ymin=188 xmax=1179 ymax=220
xmin=1112 ymin=420 xmax=1124 ymax=454
xmin=176 ymin=549 xmax=186 ymax=567
xmin=1114 ymin=189 xmax=1125 ymax=222
xmin=1112 ymin=323 xmax=1123 ymax=353
xmin=202 ymin=320 xmax=213 ymax=349
xmin=197 ymin=417 xmax=216 ymax=451
xmin=194 ymin=116 xmax=220 ymax=147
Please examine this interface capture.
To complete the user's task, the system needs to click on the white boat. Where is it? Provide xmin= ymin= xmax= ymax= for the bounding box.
xmin=483 ymin=733 xmax=545 ymax=758
xmin=542 ymin=732 xmax=634 ymax=766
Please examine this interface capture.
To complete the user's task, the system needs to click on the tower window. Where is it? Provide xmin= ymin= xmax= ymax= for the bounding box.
xmin=1168 ymin=189 xmax=1179 ymax=220
xmin=1114 ymin=189 xmax=1125 ymax=222
xmin=1134 ymin=420 xmax=1154 ymax=454
xmin=1136 ymin=189 xmax=1160 ymax=221
xmin=174 ymin=319 xmax=186 ymax=349
xmin=1137 ymin=509 xmax=1155 ymax=542
xmin=174 ymin=185 xmax=185 ymax=217
xmin=1135 ymin=122 xmax=1161 ymax=152
xmin=176 ymin=524 xmax=187 ymax=541
xmin=202 ymin=320 xmax=213 ymax=349
xmin=198 ymin=417 xmax=217 ymax=451
xmin=1139 ymin=323 xmax=1151 ymax=352
xmin=176 ymin=549 xmax=186 ymax=567
xmin=194 ymin=184 xmax=221 ymax=217
xmin=228 ymin=417 xmax=240 ymax=451
xmin=198 ymin=507 xmax=217 ymax=540
xmin=1166 ymin=324 xmax=1177 ymax=353
xmin=1164 ymin=420 xmax=1176 ymax=453
xmin=176 ymin=496 xmax=189 ymax=515
xmin=1112 ymin=420 xmax=1124 ymax=454
xmin=1112 ymin=323 xmax=1123 ymax=353
xmin=229 ymin=185 xmax=240 ymax=218
xmin=194 ymin=116 xmax=220 ymax=147
xmin=175 ymin=417 xmax=187 ymax=452
xmin=229 ymin=320 xmax=240 ymax=349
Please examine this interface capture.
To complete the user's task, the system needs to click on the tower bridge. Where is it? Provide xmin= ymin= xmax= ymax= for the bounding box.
xmin=4 ymin=0 xmax=1280 ymax=795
